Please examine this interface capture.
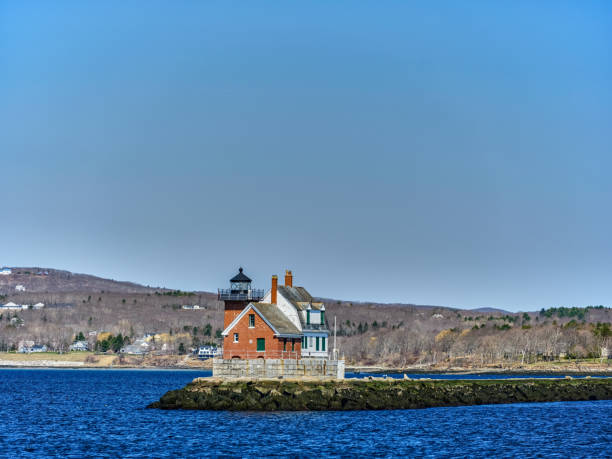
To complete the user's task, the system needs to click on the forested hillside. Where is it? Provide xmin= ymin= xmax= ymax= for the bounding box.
xmin=1 ymin=268 xmax=610 ymax=367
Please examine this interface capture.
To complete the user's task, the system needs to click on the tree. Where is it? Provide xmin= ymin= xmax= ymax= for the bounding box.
xmin=178 ymin=342 xmax=186 ymax=355
xmin=75 ymin=331 xmax=86 ymax=341
xmin=522 ymin=313 xmax=531 ymax=322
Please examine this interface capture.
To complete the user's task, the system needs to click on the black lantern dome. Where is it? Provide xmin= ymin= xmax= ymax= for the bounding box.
xmin=230 ymin=267 xmax=251 ymax=294
xmin=218 ymin=267 xmax=264 ymax=301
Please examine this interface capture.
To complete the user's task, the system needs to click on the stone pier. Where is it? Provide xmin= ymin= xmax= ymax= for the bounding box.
xmin=212 ymin=358 xmax=345 ymax=379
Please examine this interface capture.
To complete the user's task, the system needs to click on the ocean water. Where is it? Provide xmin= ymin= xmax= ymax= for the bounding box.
xmin=0 ymin=369 xmax=610 ymax=458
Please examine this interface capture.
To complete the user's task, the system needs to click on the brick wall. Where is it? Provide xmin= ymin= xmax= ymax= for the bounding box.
xmin=223 ymin=300 xmax=250 ymax=328
xmin=223 ymin=307 xmax=301 ymax=359
xmin=213 ymin=358 xmax=345 ymax=380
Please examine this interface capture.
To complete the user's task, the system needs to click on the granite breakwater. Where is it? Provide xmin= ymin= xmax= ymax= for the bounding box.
xmin=148 ymin=377 xmax=612 ymax=411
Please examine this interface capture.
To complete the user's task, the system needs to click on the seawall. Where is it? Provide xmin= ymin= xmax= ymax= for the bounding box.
xmin=148 ymin=377 xmax=612 ymax=411
xmin=213 ymin=358 xmax=344 ymax=379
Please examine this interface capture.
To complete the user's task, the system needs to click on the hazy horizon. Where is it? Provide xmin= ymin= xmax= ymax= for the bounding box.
xmin=2 ymin=1 xmax=611 ymax=312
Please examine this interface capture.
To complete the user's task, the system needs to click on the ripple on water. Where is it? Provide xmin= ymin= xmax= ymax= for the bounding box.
xmin=0 ymin=369 xmax=610 ymax=458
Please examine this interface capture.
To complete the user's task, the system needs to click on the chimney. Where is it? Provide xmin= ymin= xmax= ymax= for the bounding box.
xmin=284 ymin=270 xmax=293 ymax=287
xmin=271 ymin=275 xmax=278 ymax=304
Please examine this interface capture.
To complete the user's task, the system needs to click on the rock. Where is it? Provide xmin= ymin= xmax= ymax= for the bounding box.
xmin=147 ymin=378 xmax=612 ymax=411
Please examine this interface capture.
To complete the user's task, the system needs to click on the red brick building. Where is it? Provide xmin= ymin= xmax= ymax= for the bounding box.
xmin=219 ymin=268 xmax=330 ymax=360
xmin=221 ymin=302 xmax=302 ymax=359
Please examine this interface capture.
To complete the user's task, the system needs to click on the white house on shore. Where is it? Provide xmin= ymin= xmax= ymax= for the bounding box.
xmin=0 ymin=268 xmax=12 ymax=275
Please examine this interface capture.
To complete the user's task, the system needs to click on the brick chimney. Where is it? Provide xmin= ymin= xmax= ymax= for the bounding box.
xmin=271 ymin=275 xmax=278 ymax=304
xmin=284 ymin=270 xmax=293 ymax=287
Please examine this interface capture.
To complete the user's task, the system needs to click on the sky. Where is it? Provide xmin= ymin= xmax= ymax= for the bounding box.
xmin=1 ymin=1 xmax=611 ymax=311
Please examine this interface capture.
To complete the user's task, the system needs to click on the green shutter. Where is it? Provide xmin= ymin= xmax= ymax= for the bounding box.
xmin=257 ymin=338 xmax=265 ymax=351
xmin=307 ymin=310 xmax=310 ymax=324
xmin=283 ymin=338 xmax=286 ymax=351
xmin=322 ymin=337 xmax=326 ymax=351
xmin=321 ymin=311 xmax=325 ymax=325
xmin=292 ymin=339 xmax=295 ymax=351
xmin=316 ymin=337 xmax=319 ymax=351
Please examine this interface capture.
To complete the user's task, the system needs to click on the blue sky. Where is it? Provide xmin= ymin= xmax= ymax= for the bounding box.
xmin=1 ymin=1 xmax=611 ymax=311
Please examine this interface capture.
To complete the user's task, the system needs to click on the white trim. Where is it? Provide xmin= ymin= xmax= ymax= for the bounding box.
xmin=222 ymin=303 xmax=279 ymax=336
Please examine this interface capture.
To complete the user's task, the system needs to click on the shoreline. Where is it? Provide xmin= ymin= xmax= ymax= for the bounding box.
xmin=0 ymin=363 xmax=610 ymax=376
xmin=346 ymin=364 xmax=612 ymax=376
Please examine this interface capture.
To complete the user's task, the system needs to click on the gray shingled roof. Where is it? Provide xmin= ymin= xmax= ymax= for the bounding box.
xmin=254 ymin=303 xmax=302 ymax=336
xmin=277 ymin=286 xmax=311 ymax=306
xmin=276 ymin=286 xmax=328 ymax=330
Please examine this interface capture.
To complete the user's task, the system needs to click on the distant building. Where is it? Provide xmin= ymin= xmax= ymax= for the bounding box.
xmin=19 ymin=343 xmax=46 ymax=353
xmin=33 ymin=302 xmax=45 ymax=309
xmin=120 ymin=338 xmax=150 ymax=355
xmin=69 ymin=341 xmax=89 ymax=352
xmin=181 ymin=305 xmax=201 ymax=310
xmin=10 ymin=317 xmax=25 ymax=327
xmin=0 ymin=268 xmax=12 ymax=275
xmin=1 ymin=302 xmax=22 ymax=310
xmin=196 ymin=345 xmax=221 ymax=360
xmin=15 ymin=285 xmax=26 ymax=292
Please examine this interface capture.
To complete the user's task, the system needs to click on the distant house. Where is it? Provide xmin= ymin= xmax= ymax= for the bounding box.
xmin=15 ymin=285 xmax=26 ymax=292
xmin=0 ymin=268 xmax=12 ymax=275
xmin=120 ymin=338 xmax=149 ymax=355
xmin=196 ymin=345 xmax=221 ymax=360
xmin=69 ymin=341 xmax=89 ymax=352
xmin=1 ymin=302 xmax=22 ymax=310
xmin=120 ymin=344 xmax=144 ymax=355
xmin=10 ymin=317 xmax=25 ymax=327
xmin=182 ymin=305 xmax=201 ymax=310
xmin=18 ymin=340 xmax=35 ymax=353
xmin=19 ymin=343 xmax=47 ymax=353
xmin=33 ymin=302 xmax=45 ymax=309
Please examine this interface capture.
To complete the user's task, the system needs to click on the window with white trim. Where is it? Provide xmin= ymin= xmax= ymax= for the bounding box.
xmin=233 ymin=333 xmax=239 ymax=343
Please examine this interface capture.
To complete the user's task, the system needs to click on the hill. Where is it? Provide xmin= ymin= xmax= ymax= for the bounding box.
xmin=0 ymin=267 xmax=157 ymax=295
xmin=0 ymin=267 xmax=610 ymax=369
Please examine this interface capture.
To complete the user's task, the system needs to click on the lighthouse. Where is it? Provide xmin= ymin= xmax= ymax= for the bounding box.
xmin=218 ymin=268 xmax=264 ymax=328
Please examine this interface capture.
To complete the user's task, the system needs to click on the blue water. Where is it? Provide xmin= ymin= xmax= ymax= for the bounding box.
xmin=0 ymin=369 xmax=610 ymax=458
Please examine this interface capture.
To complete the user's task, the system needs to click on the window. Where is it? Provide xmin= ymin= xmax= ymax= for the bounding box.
xmin=322 ymin=337 xmax=326 ymax=351
xmin=306 ymin=310 xmax=310 ymax=325
xmin=283 ymin=338 xmax=287 ymax=351
xmin=257 ymin=338 xmax=265 ymax=351
xmin=233 ymin=333 xmax=239 ymax=343
xmin=321 ymin=311 xmax=325 ymax=325
xmin=291 ymin=339 xmax=295 ymax=351
xmin=248 ymin=314 xmax=255 ymax=328
xmin=302 ymin=336 xmax=306 ymax=348
xmin=309 ymin=336 xmax=313 ymax=348
xmin=316 ymin=337 xmax=320 ymax=351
